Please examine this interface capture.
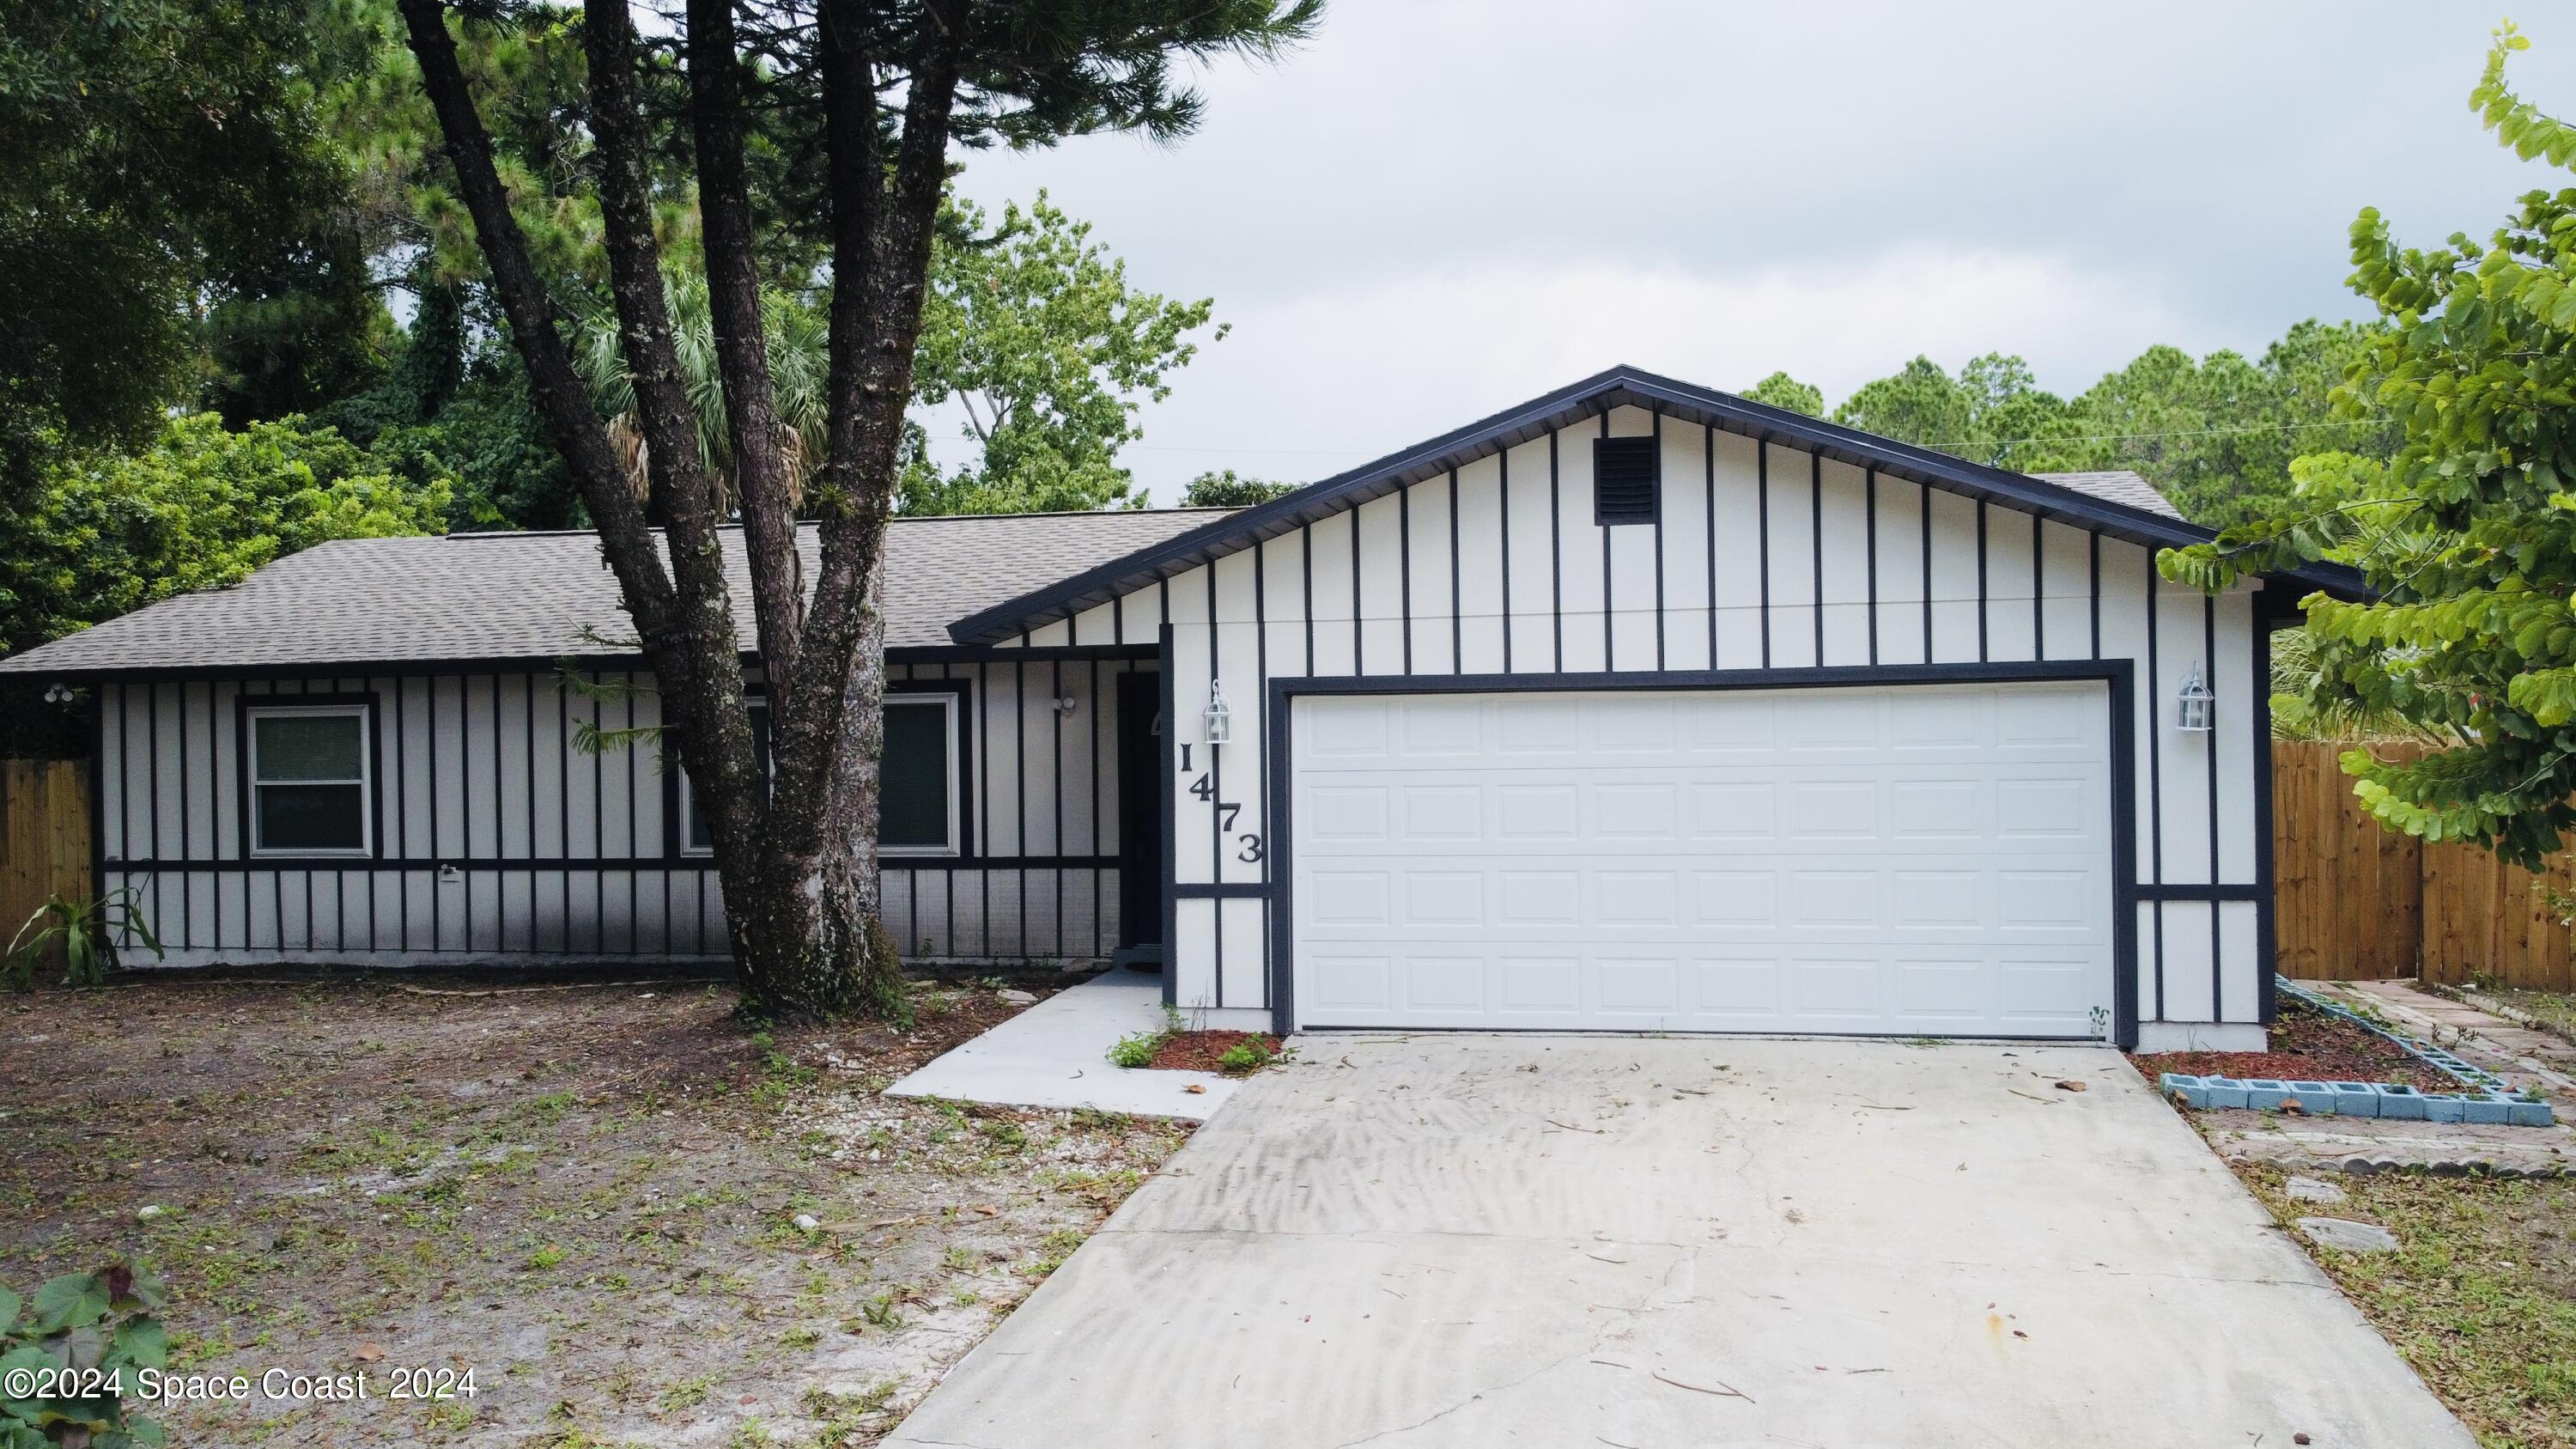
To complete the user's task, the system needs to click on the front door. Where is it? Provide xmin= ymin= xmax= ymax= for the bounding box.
xmin=1115 ymin=670 xmax=1164 ymax=950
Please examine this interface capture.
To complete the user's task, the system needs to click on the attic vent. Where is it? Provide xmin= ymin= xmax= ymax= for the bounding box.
xmin=1593 ymin=436 xmax=1659 ymax=526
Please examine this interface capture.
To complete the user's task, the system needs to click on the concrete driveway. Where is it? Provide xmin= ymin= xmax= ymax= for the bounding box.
xmin=890 ymin=1035 xmax=2472 ymax=1448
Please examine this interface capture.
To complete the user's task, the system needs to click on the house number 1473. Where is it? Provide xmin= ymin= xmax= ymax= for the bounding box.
xmin=1179 ymin=745 xmax=1263 ymax=862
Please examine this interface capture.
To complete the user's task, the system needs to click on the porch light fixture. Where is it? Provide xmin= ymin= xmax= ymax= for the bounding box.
xmin=2176 ymin=663 xmax=2215 ymax=733
xmin=1203 ymin=679 xmax=1233 ymax=746
xmin=42 ymin=682 xmax=75 ymax=705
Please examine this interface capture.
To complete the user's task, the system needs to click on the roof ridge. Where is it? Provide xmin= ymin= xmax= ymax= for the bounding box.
xmin=434 ymin=506 xmax=1242 ymax=542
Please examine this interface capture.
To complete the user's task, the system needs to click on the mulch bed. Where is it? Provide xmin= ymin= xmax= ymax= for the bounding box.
xmin=2130 ymin=999 xmax=2453 ymax=1093
xmin=1147 ymin=1030 xmax=1281 ymax=1074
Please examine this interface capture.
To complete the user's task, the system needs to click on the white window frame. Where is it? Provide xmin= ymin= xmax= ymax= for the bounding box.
xmin=878 ymin=691 xmax=963 ymax=858
xmin=246 ymin=703 xmax=373 ymax=858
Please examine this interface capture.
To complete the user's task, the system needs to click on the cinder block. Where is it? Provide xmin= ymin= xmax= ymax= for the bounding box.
xmin=2158 ymin=1073 xmax=2206 ymax=1107
xmin=2287 ymin=1081 xmax=2338 ymax=1114
xmin=2373 ymin=1084 xmax=2427 ymax=1121
xmin=2463 ymin=1093 xmax=2512 ymax=1125
xmin=2505 ymin=1097 xmax=2555 ymax=1128
xmin=2421 ymin=1093 xmax=2468 ymax=1123
xmin=2202 ymin=1075 xmax=2249 ymax=1110
xmin=2242 ymin=1080 xmax=2291 ymax=1111
xmin=2329 ymin=1082 xmax=2380 ymax=1118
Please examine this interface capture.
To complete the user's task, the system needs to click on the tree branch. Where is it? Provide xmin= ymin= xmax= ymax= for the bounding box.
xmin=393 ymin=0 xmax=677 ymax=648
xmin=762 ymin=0 xmax=965 ymax=849
xmin=688 ymin=0 xmax=806 ymax=693
xmin=582 ymin=0 xmax=762 ymax=850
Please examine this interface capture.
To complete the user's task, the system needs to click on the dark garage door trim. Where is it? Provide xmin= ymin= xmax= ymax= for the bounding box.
xmin=1264 ymin=660 xmax=2141 ymax=1046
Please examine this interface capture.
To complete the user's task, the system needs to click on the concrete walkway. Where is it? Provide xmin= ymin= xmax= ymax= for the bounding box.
xmin=890 ymin=1034 xmax=2471 ymax=1449
xmin=2324 ymin=978 xmax=2576 ymax=1095
xmin=884 ymin=971 xmax=1237 ymax=1121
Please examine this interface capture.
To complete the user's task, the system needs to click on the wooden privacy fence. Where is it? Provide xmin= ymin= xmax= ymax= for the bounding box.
xmin=1 ymin=758 xmax=91 ymax=969
xmin=2274 ymin=740 xmax=2576 ymax=990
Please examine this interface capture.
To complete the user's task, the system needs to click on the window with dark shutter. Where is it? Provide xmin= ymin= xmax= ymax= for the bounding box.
xmin=1593 ymin=436 xmax=1659 ymax=525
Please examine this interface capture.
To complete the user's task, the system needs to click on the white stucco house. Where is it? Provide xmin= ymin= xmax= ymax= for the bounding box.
xmin=0 ymin=366 xmax=2360 ymax=1050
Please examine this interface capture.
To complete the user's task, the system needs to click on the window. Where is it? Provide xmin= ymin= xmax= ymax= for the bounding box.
xmin=678 ymin=692 xmax=958 ymax=855
xmin=878 ymin=694 xmax=961 ymax=854
xmin=1593 ymin=435 xmax=1660 ymax=525
xmin=248 ymin=705 xmax=370 ymax=855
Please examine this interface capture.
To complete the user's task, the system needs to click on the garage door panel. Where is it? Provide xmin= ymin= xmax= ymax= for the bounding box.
xmin=1594 ymin=782 xmax=1680 ymax=838
xmin=1291 ymin=683 xmax=2113 ymax=1037
xmin=1399 ymin=783 xmax=1482 ymax=841
xmin=1305 ymin=785 xmax=1391 ymax=843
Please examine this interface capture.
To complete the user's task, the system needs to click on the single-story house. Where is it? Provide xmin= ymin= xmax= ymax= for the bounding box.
xmin=0 ymin=366 xmax=2361 ymax=1050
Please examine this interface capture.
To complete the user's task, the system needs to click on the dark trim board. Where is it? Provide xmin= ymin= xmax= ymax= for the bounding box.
xmin=27 ymin=642 xmax=1158 ymax=687
xmin=948 ymin=364 xmax=2370 ymax=645
xmin=1260 ymin=660 xmax=2143 ymax=1047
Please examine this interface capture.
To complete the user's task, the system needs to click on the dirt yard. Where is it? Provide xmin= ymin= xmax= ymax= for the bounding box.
xmin=0 ymin=973 xmax=1193 ymax=1447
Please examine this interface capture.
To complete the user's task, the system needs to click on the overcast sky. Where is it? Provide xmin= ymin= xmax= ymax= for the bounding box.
xmin=931 ymin=3 xmax=2576 ymax=505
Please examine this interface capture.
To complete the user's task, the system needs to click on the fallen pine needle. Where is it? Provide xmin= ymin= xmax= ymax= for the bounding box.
xmin=1653 ymin=1371 xmax=1753 ymax=1402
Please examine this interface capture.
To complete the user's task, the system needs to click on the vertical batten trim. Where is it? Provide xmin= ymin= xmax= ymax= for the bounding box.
xmin=1349 ymin=505 xmax=1364 ymax=675
xmin=1447 ymin=466 xmax=1463 ymax=673
xmin=1863 ymin=468 xmax=1879 ymax=667
xmin=2144 ymin=567 xmax=2165 ymax=1020
xmin=1548 ymin=428 xmax=1564 ymax=673
xmin=2089 ymin=531 xmax=2103 ymax=660
xmin=1703 ymin=424 xmax=1718 ymax=670
xmin=1975 ymin=502 xmax=1990 ymax=664
xmin=1398 ymin=482 xmax=1414 ymax=675
xmin=1650 ymin=407 xmax=1667 ymax=670
xmin=1809 ymin=451 xmax=1825 ymax=667
xmin=1918 ymin=482 xmax=1934 ymax=664
xmin=1299 ymin=522 xmax=1315 ymax=676
xmin=1757 ymin=441 xmax=1772 ymax=667
xmin=1499 ymin=447 xmax=1514 ymax=673
xmin=2032 ymin=514 xmax=2046 ymax=663
xmin=1599 ymin=412 xmax=1613 ymax=670
xmin=2203 ymin=594 xmax=2222 ymax=1021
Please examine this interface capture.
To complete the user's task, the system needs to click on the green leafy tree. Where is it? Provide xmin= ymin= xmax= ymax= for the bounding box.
xmin=1743 ymin=370 xmax=1823 ymax=417
xmin=1179 ymin=470 xmax=1295 ymax=507
xmin=0 ymin=415 xmax=449 ymax=659
xmin=0 ymin=0 xmax=373 ymax=455
xmin=2165 ymin=20 xmax=2576 ymax=868
xmin=905 ymin=193 xmax=1224 ymax=514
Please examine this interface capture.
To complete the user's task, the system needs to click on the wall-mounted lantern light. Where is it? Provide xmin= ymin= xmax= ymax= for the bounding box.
xmin=2176 ymin=663 xmax=2215 ymax=733
xmin=1204 ymin=679 xmax=1233 ymax=746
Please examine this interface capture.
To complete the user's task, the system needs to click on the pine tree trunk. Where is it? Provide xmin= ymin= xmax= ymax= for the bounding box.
xmin=727 ymin=582 xmax=906 ymax=1025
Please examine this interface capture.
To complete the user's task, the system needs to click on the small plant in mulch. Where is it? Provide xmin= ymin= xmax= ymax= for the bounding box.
xmin=1148 ymin=1031 xmax=1288 ymax=1076
xmin=1106 ymin=1005 xmax=1185 ymax=1069
xmin=2129 ymin=998 xmax=2453 ymax=1093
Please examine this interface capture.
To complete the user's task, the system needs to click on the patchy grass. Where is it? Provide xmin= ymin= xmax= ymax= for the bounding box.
xmin=2480 ymin=987 xmax=2576 ymax=1046
xmin=0 ymin=972 xmax=1190 ymax=1446
xmin=2231 ymin=1164 xmax=2576 ymax=1448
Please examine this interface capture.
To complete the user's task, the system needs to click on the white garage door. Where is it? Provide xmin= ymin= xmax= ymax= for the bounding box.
xmin=1287 ymin=682 xmax=2115 ymax=1037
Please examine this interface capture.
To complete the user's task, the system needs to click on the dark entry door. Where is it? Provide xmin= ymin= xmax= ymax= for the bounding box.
xmin=1115 ymin=671 xmax=1163 ymax=950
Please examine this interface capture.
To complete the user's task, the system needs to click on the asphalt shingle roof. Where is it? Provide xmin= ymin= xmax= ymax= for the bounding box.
xmin=2030 ymin=471 xmax=2181 ymax=520
xmin=0 ymin=510 xmax=1233 ymax=677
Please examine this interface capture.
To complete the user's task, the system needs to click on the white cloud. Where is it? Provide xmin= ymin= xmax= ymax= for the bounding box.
xmin=1096 ymin=247 xmax=2207 ymax=503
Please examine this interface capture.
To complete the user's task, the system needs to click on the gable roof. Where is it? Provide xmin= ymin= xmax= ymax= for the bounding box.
xmin=0 ymin=508 xmax=1231 ymax=678
xmin=947 ymin=365 xmax=2362 ymax=644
